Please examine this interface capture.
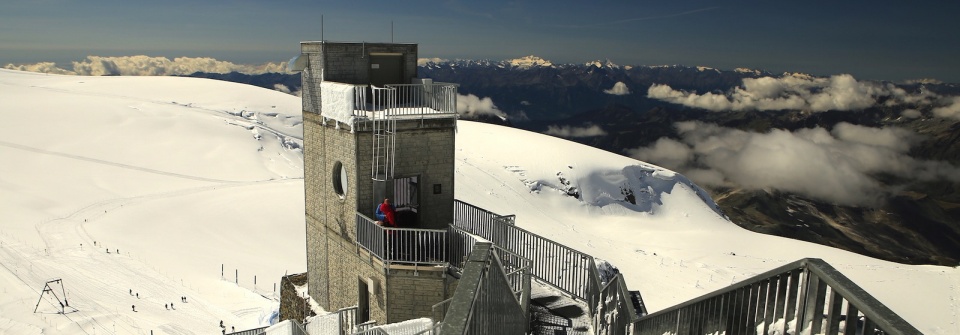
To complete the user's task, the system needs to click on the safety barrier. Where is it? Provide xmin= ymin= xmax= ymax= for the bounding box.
xmin=440 ymin=242 xmax=528 ymax=335
xmin=594 ymin=274 xmax=638 ymax=335
xmin=452 ymin=200 xmax=605 ymax=312
xmin=355 ymin=213 xmax=447 ymax=267
xmin=634 ymin=258 xmax=922 ymax=335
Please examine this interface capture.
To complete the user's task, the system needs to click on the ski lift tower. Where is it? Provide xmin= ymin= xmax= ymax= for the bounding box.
xmin=291 ymin=41 xmax=459 ymax=325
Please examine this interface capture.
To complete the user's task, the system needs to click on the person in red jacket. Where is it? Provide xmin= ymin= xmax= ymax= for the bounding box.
xmin=376 ymin=198 xmax=398 ymax=228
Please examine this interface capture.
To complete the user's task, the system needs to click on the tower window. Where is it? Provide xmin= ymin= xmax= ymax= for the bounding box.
xmin=333 ymin=161 xmax=348 ymax=198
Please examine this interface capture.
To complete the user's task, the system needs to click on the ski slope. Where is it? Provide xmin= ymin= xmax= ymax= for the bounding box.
xmin=0 ymin=69 xmax=957 ymax=334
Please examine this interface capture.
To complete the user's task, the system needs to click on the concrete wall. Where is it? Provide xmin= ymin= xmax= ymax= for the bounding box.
xmin=385 ymin=267 xmax=449 ymax=324
xmin=300 ymin=42 xmax=418 ymax=115
xmin=301 ymin=41 xmax=458 ymax=326
xmin=304 ymin=111 xmax=392 ymax=323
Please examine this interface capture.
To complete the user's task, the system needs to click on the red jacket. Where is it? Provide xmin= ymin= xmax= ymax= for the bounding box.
xmin=378 ymin=203 xmax=397 ymax=227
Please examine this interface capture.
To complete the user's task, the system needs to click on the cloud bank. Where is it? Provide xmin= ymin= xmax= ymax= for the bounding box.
xmin=4 ymin=55 xmax=289 ymax=76
xmin=604 ymin=82 xmax=631 ymax=95
xmin=647 ymin=74 xmax=940 ymax=113
xmin=457 ymin=94 xmax=506 ymax=119
xmin=629 ymin=121 xmax=960 ymax=206
xmin=544 ymin=125 xmax=608 ymax=138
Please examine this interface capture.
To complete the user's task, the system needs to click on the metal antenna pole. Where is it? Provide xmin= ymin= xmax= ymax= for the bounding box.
xmin=391 ymin=21 xmax=394 ymax=43
xmin=321 ymin=15 xmax=324 ymax=41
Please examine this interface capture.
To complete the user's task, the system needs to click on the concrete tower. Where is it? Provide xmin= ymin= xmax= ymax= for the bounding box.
xmin=295 ymin=41 xmax=459 ymax=325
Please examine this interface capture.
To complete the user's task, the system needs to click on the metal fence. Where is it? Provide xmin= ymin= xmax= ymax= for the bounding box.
xmin=594 ymin=274 xmax=638 ymax=335
xmin=356 ymin=213 xmax=448 ymax=266
xmin=452 ymin=200 xmax=603 ymax=311
xmin=226 ymin=326 xmax=268 ymax=335
xmin=304 ymin=306 xmax=360 ymax=335
xmin=382 ymin=83 xmax=458 ymax=116
xmin=447 ymin=225 xmax=530 ymax=314
xmin=634 ymin=258 xmax=922 ymax=335
xmin=440 ymin=242 xmax=528 ymax=335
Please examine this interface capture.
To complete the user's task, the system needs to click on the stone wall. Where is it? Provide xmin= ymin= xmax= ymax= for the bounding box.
xmin=278 ymin=273 xmax=311 ymax=322
xmin=300 ymin=42 xmax=418 ymax=115
xmin=385 ymin=267 xmax=450 ymax=324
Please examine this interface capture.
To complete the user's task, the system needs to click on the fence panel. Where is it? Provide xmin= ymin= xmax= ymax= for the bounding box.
xmin=356 ymin=213 xmax=447 ymax=266
xmin=453 ymin=200 xmax=597 ymax=303
xmin=633 ymin=258 xmax=923 ymax=335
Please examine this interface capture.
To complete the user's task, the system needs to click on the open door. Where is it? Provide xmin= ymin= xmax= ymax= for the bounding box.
xmin=392 ymin=176 xmax=419 ymax=227
xmin=358 ymin=278 xmax=370 ymax=323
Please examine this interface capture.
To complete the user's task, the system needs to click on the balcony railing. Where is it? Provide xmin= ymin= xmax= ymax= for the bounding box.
xmin=355 ymin=213 xmax=448 ymax=267
xmin=320 ymin=81 xmax=458 ymax=123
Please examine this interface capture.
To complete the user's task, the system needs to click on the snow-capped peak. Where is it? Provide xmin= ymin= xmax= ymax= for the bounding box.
xmin=585 ymin=59 xmax=620 ymax=69
xmin=505 ymin=55 xmax=554 ymax=69
xmin=417 ymin=57 xmax=450 ymax=66
xmin=696 ymin=66 xmax=720 ymax=73
xmin=734 ymin=67 xmax=762 ymax=76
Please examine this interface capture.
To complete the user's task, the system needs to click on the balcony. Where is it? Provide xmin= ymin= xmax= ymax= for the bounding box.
xmin=318 ymin=81 xmax=458 ymax=128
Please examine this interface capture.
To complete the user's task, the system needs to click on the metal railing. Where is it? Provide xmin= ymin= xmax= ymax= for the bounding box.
xmin=381 ymin=83 xmax=458 ymax=116
xmin=356 ymin=213 xmax=448 ymax=266
xmin=440 ymin=242 xmax=528 ymax=335
xmin=447 ymin=225 xmax=531 ymax=315
xmin=452 ymin=200 xmax=603 ymax=311
xmin=311 ymin=82 xmax=457 ymax=118
xmin=634 ymin=258 xmax=923 ymax=335
xmin=305 ymin=306 xmax=360 ymax=335
xmin=225 ymin=326 xmax=268 ymax=335
xmin=594 ymin=273 xmax=639 ymax=335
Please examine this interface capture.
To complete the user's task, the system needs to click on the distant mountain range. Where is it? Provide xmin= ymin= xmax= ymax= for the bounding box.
xmin=187 ymin=57 xmax=960 ymax=266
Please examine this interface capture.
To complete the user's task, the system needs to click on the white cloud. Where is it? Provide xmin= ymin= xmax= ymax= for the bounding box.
xmin=456 ymin=94 xmax=506 ymax=119
xmin=629 ymin=121 xmax=960 ymax=207
xmin=273 ymin=83 xmax=292 ymax=94
xmin=932 ymin=96 xmax=960 ymax=120
xmin=2 ymin=62 xmax=75 ymax=75
xmin=544 ymin=125 xmax=608 ymax=138
xmin=830 ymin=122 xmax=919 ymax=152
xmin=626 ymin=137 xmax=691 ymax=168
xmin=5 ymin=55 xmax=289 ymax=76
xmin=901 ymin=109 xmax=922 ymax=118
xmin=604 ymin=81 xmax=631 ymax=95
xmin=647 ymin=74 xmax=936 ymax=112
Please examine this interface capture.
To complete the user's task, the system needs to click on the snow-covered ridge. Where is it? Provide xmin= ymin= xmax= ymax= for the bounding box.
xmin=0 ymin=69 xmax=955 ymax=334
xmin=505 ymin=55 xmax=554 ymax=69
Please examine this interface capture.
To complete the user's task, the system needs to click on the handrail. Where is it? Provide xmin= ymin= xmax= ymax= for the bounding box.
xmin=440 ymin=242 xmax=527 ymax=335
xmin=453 ymin=200 xmax=603 ymax=311
xmin=594 ymin=274 xmax=638 ymax=335
xmin=634 ymin=258 xmax=922 ymax=335
xmin=356 ymin=212 xmax=448 ymax=266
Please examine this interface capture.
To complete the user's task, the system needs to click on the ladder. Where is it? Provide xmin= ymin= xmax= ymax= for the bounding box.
xmin=371 ymin=86 xmax=396 ymax=182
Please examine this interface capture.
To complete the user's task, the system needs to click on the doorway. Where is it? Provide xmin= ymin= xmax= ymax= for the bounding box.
xmin=393 ymin=176 xmax=419 ymax=227
xmin=358 ymin=278 xmax=370 ymax=323
xmin=369 ymin=54 xmax=404 ymax=87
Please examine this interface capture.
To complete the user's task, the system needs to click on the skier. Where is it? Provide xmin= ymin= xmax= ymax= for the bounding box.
xmin=165 ymin=304 xmax=168 ymax=310
xmin=132 ymin=305 xmax=136 ymax=312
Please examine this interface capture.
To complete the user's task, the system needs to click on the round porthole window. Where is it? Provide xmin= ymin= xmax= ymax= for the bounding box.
xmin=332 ymin=161 xmax=348 ymax=198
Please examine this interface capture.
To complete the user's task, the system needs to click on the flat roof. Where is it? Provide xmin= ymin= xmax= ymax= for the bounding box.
xmin=299 ymin=41 xmax=417 ymax=45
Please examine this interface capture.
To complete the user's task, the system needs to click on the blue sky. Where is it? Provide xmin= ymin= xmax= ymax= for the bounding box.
xmin=2 ymin=0 xmax=959 ymax=82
